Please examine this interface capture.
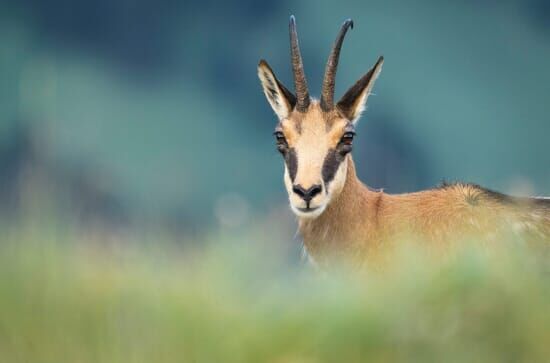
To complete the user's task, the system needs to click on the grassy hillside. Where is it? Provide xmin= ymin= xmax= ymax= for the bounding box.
xmin=0 ymin=229 xmax=548 ymax=363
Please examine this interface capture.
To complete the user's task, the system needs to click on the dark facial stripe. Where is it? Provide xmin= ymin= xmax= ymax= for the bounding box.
xmin=322 ymin=149 xmax=346 ymax=188
xmin=285 ymin=148 xmax=298 ymax=182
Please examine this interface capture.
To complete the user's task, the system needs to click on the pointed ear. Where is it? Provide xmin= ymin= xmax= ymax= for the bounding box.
xmin=258 ymin=60 xmax=296 ymax=120
xmin=337 ymin=56 xmax=384 ymax=123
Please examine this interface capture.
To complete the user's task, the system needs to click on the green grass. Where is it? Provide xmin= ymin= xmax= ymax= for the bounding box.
xmin=0 ymin=228 xmax=548 ymax=363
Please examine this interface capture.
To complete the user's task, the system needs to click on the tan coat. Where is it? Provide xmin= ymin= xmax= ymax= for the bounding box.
xmin=300 ymin=158 xmax=550 ymax=267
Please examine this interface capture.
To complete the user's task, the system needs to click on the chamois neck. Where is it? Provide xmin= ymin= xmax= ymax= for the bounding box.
xmin=315 ymin=156 xmax=369 ymax=218
xmin=298 ymin=156 xmax=378 ymax=264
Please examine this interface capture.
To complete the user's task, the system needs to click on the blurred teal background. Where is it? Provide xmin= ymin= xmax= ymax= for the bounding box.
xmin=1 ymin=0 xmax=549 ymax=236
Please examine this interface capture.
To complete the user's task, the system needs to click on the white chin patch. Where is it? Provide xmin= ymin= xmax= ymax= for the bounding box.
xmin=289 ymin=203 xmax=327 ymax=219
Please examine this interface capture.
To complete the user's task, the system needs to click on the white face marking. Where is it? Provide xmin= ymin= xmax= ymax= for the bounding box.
xmin=284 ymin=155 xmax=348 ymax=219
xmin=273 ymin=102 xmax=353 ymax=220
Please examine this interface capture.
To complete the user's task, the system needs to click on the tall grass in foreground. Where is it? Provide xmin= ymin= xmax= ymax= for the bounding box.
xmin=0 ymin=228 xmax=548 ymax=363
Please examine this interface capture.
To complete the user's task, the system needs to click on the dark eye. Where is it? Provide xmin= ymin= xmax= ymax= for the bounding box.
xmin=338 ymin=131 xmax=355 ymax=155
xmin=341 ymin=131 xmax=355 ymax=145
xmin=274 ymin=131 xmax=286 ymax=143
xmin=273 ymin=131 xmax=288 ymax=153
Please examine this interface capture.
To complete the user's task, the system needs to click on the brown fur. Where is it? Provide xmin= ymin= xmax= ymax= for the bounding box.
xmin=300 ymin=158 xmax=550 ymax=267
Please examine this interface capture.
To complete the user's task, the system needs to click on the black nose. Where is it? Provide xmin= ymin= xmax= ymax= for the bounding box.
xmin=292 ymin=184 xmax=322 ymax=202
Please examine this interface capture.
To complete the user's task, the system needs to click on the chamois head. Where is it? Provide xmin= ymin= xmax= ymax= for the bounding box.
xmin=258 ymin=16 xmax=383 ymax=218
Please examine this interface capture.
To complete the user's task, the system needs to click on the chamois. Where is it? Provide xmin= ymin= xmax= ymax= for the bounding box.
xmin=258 ymin=16 xmax=550 ymax=266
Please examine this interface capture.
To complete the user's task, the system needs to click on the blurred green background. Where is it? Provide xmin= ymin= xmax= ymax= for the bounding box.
xmin=1 ymin=0 xmax=549 ymax=236
xmin=1 ymin=2 xmax=549 ymax=361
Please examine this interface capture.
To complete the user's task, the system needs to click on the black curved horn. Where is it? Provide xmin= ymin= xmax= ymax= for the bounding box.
xmin=289 ymin=15 xmax=310 ymax=112
xmin=320 ymin=19 xmax=354 ymax=111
